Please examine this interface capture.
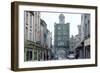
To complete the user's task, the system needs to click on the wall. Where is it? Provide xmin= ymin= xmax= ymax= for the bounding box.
xmin=0 ymin=0 xmax=100 ymax=73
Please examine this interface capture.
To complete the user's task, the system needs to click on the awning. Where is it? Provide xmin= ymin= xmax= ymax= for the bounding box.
xmin=84 ymin=38 xmax=90 ymax=46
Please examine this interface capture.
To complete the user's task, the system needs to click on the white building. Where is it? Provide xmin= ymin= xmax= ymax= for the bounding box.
xmin=24 ymin=11 xmax=41 ymax=61
xmin=24 ymin=11 xmax=41 ymax=43
xmin=24 ymin=11 xmax=52 ymax=61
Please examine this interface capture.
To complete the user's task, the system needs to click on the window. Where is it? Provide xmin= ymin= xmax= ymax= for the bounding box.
xmin=58 ymin=37 xmax=61 ymax=40
xmin=62 ymin=42 xmax=64 ymax=45
xmin=63 ymin=32 xmax=66 ymax=35
xmin=26 ymin=12 xmax=28 ymax=25
xmin=35 ymin=24 xmax=37 ymax=27
xmin=30 ymin=33 xmax=32 ymax=41
xmin=84 ymin=23 xmax=87 ymax=35
xmin=38 ymin=51 xmax=41 ymax=61
xmin=30 ymin=29 xmax=32 ymax=31
xmin=63 ymin=37 xmax=67 ymax=40
xmin=58 ymin=27 xmax=61 ymax=30
xmin=26 ymin=51 xmax=29 ymax=61
xmin=88 ymin=20 xmax=90 ymax=24
xmin=85 ymin=46 xmax=90 ymax=58
xmin=85 ymin=15 xmax=87 ymax=19
xmin=81 ymin=15 xmax=83 ymax=21
xmin=40 ymin=51 xmax=42 ymax=60
xmin=34 ymin=51 xmax=37 ymax=60
xmin=63 ymin=26 xmax=67 ymax=31
xmin=30 ymin=51 xmax=32 ymax=60
xmin=85 ymin=23 xmax=87 ymax=28
xmin=58 ymin=31 xmax=61 ymax=35
xmin=26 ymin=50 xmax=32 ymax=61
xmin=35 ymin=29 xmax=37 ymax=32
xmin=30 ymin=13 xmax=32 ymax=28
xmin=58 ymin=42 xmax=64 ymax=46
xmin=26 ymin=27 xmax=28 ymax=40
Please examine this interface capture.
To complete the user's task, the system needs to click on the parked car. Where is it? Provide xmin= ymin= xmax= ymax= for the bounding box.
xmin=67 ymin=51 xmax=76 ymax=59
xmin=67 ymin=54 xmax=75 ymax=59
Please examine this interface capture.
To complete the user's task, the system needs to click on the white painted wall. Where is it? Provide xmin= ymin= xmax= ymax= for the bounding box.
xmin=0 ymin=0 xmax=99 ymax=73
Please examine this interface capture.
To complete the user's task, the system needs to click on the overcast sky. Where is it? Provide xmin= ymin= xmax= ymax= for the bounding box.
xmin=40 ymin=12 xmax=81 ymax=45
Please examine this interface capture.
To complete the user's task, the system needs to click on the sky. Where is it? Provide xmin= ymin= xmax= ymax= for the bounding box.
xmin=40 ymin=12 xmax=81 ymax=45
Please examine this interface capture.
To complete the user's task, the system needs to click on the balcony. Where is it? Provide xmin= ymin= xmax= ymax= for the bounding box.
xmin=24 ymin=40 xmax=35 ymax=49
xmin=24 ymin=40 xmax=50 ymax=50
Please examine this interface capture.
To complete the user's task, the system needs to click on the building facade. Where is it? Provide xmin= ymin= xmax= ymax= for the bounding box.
xmin=81 ymin=14 xmax=90 ymax=59
xmin=24 ymin=11 xmax=52 ymax=61
xmin=54 ymin=14 xmax=70 ymax=59
xmin=46 ymin=29 xmax=52 ymax=49
xmin=40 ymin=19 xmax=47 ymax=47
xmin=75 ymin=14 xmax=90 ymax=59
xmin=81 ymin=14 xmax=90 ymax=41
xmin=69 ymin=35 xmax=75 ymax=52
xmin=40 ymin=19 xmax=52 ymax=60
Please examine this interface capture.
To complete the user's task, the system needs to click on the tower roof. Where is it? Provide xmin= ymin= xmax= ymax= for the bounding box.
xmin=59 ymin=13 xmax=65 ymax=19
xmin=59 ymin=13 xmax=65 ymax=24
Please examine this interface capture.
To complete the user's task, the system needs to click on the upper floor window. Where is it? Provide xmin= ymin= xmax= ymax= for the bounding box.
xmin=26 ymin=12 xmax=28 ymax=25
xmin=88 ymin=20 xmax=90 ymax=24
xmin=30 ymin=13 xmax=32 ymax=28
xmin=63 ymin=26 xmax=67 ymax=30
xmin=63 ymin=37 xmax=67 ymax=40
xmin=58 ymin=37 xmax=61 ymax=40
xmin=85 ymin=15 xmax=87 ymax=19
xmin=58 ymin=31 xmax=61 ymax=35
xmin=58 ymin=42 xmax=64 ymax=46
xmin=58 ymin=27 xmax=61 ymax=30
xmin=63 ymin=32 xmax=66 ymax=35
xmin=30 ymin=32 xmax=32 ymax=41
xmin=25 ymin=27 xmax=28 ymax=40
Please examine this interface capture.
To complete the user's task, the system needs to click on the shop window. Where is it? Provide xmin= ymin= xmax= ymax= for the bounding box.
xmin=26 ymin=50 xmax=32 ymax=61
xmin=34 ymin=51 xmax=37 ymax=60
